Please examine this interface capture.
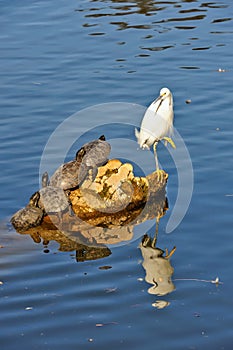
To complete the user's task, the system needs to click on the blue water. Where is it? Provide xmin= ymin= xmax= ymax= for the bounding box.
xmin=1 ymin=1 xmax=233 ymax=349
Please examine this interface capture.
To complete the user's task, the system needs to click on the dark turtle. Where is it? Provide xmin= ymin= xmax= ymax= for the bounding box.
xmin=49 ymin=148 xmax=87 ymax=190
xmin=38 ymin=172 xmax=72 ymax=222
xmin=11 ymin=192 xmax=44 ymax=231
xmin=79 ymin=134 xmax=111 ymax=180
xmin=50 ymin=135 xmax=111 ymax=189
xmin=81 ymin=135 xmax=111 ymax=168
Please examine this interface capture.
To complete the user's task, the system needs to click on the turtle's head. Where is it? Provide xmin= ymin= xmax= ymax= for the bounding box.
xmin=99 ymin=135 xmax=106 ymax=141
xmin=42 ymin=172 xmax=49 ymax=188
xmin=76 ymin=147 xmax=86 ymax=160
xmin=29 ymin=191 xmax=40 ymax=207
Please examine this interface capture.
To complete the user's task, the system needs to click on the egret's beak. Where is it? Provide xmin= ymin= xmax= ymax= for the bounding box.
xmin=153 ymin=94 xmax=163 ymax=104
xmin=153 ymin=94 xmax=164 ymax=113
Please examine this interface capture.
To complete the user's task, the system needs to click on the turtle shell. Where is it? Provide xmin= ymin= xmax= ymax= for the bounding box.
xmin=38 ymin=186 xmax=69 ymax=214
xmin=11 ymin=205 xmax=43 ymax=231
xmin=49 ymin=158 xmax=87 ymax=190
xmin=82 ymin=139 xmax=111 ymax=168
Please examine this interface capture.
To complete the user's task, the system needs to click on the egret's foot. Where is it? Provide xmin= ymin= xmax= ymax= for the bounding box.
xmin=155 ymin=169 xmax=165 ymax=183
xmin=162 ymin=137 xmax=176 ymax=149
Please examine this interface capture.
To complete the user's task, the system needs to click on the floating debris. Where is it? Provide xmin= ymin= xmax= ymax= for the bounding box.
xmin=137 ymin=277 xmax=144 ymax=282
xmin=218 ymin=68 xmax=226 ymax=72
xmin=96 ymin=322 xmax=118 ymax=327
xmin=174 ymin=276 xmax=223 ymax=285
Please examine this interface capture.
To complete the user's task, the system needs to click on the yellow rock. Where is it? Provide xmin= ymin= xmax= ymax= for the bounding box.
xmin=13 ymin=158 xmax=168 ymax=250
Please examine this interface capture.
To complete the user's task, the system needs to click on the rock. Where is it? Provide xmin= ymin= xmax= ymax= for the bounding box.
xmin=69 ymin=159 xmax=167 ymax=221
xmin=11 ymin=158 xmax=168 ymax=249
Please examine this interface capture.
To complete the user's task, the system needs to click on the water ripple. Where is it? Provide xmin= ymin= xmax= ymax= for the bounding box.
xmin=1 ymin=1 xmax=233 ymax=349
xmin=212 ymin=17 xmax=232 ymax=23
xmin=141 ymin=45 xmax=175 ymax=51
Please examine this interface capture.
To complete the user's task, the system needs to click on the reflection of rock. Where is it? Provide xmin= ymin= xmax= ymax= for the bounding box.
xmin=68 ymin=224 xmax=134 ymax=245
xmin=139 ymin=234 xmax=176 ymax=296
xmin=23 ymin=225 xmax=112 ymax=262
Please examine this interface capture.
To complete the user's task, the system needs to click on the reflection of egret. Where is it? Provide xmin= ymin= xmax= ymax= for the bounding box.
xmin=135 ymin=87 xmax=176 ymax=179
xmin=139 ymin=234 xmax=176 ymax=296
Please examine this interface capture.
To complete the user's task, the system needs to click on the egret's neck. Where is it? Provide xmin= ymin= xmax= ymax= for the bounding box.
xmin=149 ymin=96 xmax=173 ymax=115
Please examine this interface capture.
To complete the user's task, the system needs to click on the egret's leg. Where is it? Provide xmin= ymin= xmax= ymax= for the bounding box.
xmin=162 ymin=137 xmax=176 ymax=149
xmin=153 ymin=142 xmax=164 ymax=182
xmin=153 ymin=142 xmax=159 ymax=171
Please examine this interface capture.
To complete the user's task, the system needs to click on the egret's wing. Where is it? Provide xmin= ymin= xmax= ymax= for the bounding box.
xmin=141 ymin=108 xmax=170 ymax=140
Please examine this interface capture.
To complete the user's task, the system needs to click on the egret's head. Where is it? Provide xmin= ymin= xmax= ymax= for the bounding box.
xmin=160 ymin=87 xmax=171 ymax=99
xmin=153 ymin=87 xmax=173 ymax=109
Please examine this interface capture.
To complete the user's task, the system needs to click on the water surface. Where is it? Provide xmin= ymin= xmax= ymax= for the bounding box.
xmin=1 ymin=1 xmax=233 ymax=349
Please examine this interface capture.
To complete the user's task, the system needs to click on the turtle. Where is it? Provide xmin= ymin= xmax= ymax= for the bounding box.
xmin=79 ymin=134 xmax=111 ymax=181
xmin=38 ymin=172 xmax=72 ymax=223
xmin=11 ymin=192 xmax=44 ymax=232
xmin=81 ymin=134 xmax=111 ymax=168
xmin=49 ymin=147 xmax=87 ymax=190
xmin=49 ymin=135 xmax=111 ymax=189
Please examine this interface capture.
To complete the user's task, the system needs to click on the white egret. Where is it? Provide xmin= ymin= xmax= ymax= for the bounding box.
xmin=135 ymin=87 xmax=176 ymax=179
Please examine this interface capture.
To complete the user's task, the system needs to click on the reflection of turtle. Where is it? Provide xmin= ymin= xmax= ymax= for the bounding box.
xmin=49 ymin=148 xmax=87 ymax=190
xmin=38 ymin=172 xmax=72 ymax=222
xmin=11 ymin=192 xmax=44 ymax=231
xmin=76 ymin=245 xmax=112 ymax=262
